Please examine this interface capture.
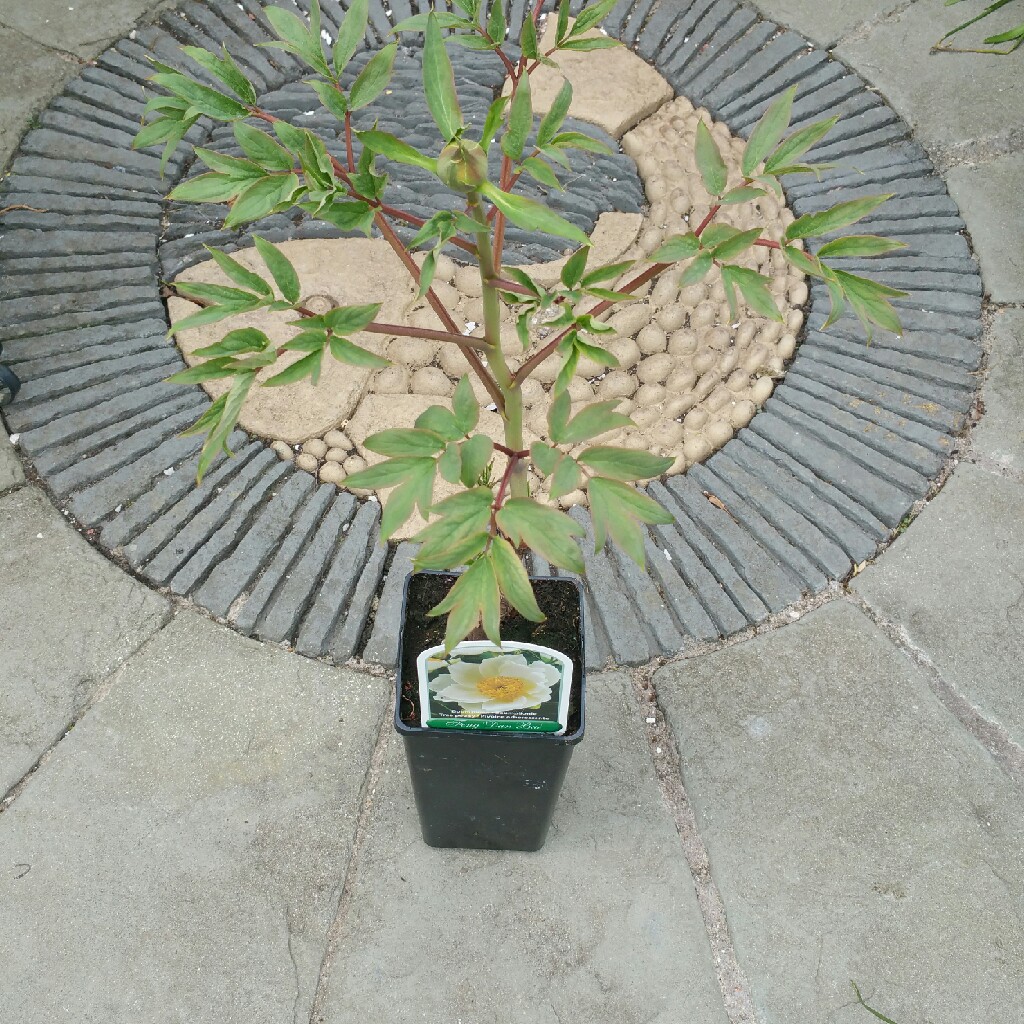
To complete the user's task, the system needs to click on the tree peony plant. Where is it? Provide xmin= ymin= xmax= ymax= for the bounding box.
xmin=135 ymin=0 xmax=907 ymax=650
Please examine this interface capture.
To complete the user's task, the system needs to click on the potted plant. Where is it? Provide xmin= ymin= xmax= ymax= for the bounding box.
xmin=134 ymin=0 xmax=905 ymax=849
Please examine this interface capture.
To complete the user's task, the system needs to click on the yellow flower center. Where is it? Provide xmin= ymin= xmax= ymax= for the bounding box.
xmin=475 ymin=675 xmax=530 ymax=701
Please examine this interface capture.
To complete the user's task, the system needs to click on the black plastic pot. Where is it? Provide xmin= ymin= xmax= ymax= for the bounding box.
xmin=395 ymin=571 xmax=586 ymax=851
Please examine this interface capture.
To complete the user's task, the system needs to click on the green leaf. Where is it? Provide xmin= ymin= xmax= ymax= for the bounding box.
xmin=557 ymin=399 xmax=634 ymax=444
xmin=328 ymin=335 xmax=389 ymax=368
xmin=522 ymin=156 xmax=562 ymax=189
xmin=305 ymin=78 xmax=348 ymax=121
xmin=818 ymin=235 xmax=908 ymax=259
xmin=782 ymin=244 xmax=824 ymax=277
xmin=358 ymin=129 xmax=437 ymax=172
xmin=167 ymin=172 xmax=245 ymax=204
xmin=196 ymin=370 xmax=254 ymax=483
xmin=428 ymin=555 xmax=501 ymax=650
xmin=333 ymin=0 xmax=368 ymax=75
xmin=577 ymin=446 xmax=672 ymax=481
xmin=380 ymin=458 xmax=436 ymax=542
xmin=480 ymin=183 xmax=590 ymax=246
xmin=486 ymin=0 xmax=507 ymax=43
xmin=649 ymin=233 xmax=699 ymax=262
xmin=741 ymin=85 xmax=796 ymax=177
xmin=557 ymin=36 xmax=619 ymax=50
xmin=695 ymin=120 xmax=728 ymax=197
xmin=550 ymin=453 xmax=582 ymax=500
xmin=501 ymin=73 xmax=532 ymax=161
xmin=415 ymin=405 xmax=464 ymax=441
xmin=323 ymin=302 xmax=381 ymax=334
xmin=546 ymin=389 xmax=570 ymax=442
xmin=167 ymin=358 xmax=240 ymax=385
xmin=556 ymin=0 xmax=571 ymax=42
xmin=721 ymin=265 xmax=784 ymax=322
xmin=452 ymin=375 xmax=480 ymax=434
xmin=194 ymin=147 xmax=264 ymax=179
xmin=349 ymin=42 xmax=397 ymax=109
xmin=571 ymin=0 xmax=619 ymax=36
xmin=150 ymin=71 xmax=250 ymax=120
xmin=192 ymin=327 xmax=271 ymax=358
xmin=263 ymin=3 xmax=331 ymax=77
xmin=181 ymin=45 xmax=257 ymax=105
xmin=491 ymin=537 xmax=544 ymax=621
xmin=553 ymin=344 xmax=579 ymax=396
xmin=392 ymin=11 xmax=470 ymax=33
xmin=173 ymin=281 xmax=259 ymax=305
xmin=204 ymin=247 xmax=274 ymax=298
xmin=548 ymin=130 xmax=611 ymax=155
xmin=711 ymin=227 xmax=763 ymax=261
xmin=223 ymin=173 xmax=301 ymax=229
xmin=678 ymin=251 xmax=714 ymax=288
xmin=423 ymin=13 xmax=463 ymax=143
xmin=786 ymin=195 xmax=893 ymax=241
xmin=560 ymin=246 xmax=590 ymax=288
xmin=537 ymin=79 xmax=573 ymax=148
xmin=253 ymin=235 xmax=301 ymax=304
xmin=459 ymin=434 xmax=493 ymax=486
xmin=344 ymin=456 xmax=434 ymax=489
xmin=437 ymin=442 xmax=463 ymax=484
xmin=719 ymin=185 xmax=767 ymax=205
xmin=764 ymin=116 xmax=839 ymax=173
xmin=169 ymin=299 xmax=263 ymax=335
xmin=133 ymin=116 xmax=187 ymax=152
xmin=180 ymin=392 xmax=227 ymax=438
xmin=588 ymin=477 xmax=672 ymax=566
xmin=363 ymin=427 xmax=446 ymax=457
xmin=262 ymin=348 xmax=323 ymax=387
xmin=581 ymin=259 xmax=634 ymax=286
xmin=282 ymin=331 xmax=327 ymax=353
xmin=414 ymin=488 xmax=493 ymax=569
xmin=496 ymin=499 xmax=585 ymax=574
xmin=479 ymin=95 xmax=508 ymax=152
xmin=520 ymin=13 xmax=539 ymax=58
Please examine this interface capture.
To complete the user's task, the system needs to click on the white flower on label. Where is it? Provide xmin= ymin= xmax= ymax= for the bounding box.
xmin=432 ymin=654 xmax=560 ymax=715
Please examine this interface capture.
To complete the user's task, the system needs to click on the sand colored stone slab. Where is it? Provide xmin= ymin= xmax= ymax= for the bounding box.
xmin=970 ymin=309 xmax=1024 ymax=471
xmin=853 ymin=465 xmax=1024 ymax=749
xmin=0 ymin=486 xmax=169 ymax=795
xmin=524 ymin=18 xmax=673 ymax=138
xmin=655 ymin=601 xmax=1024 ymax=1023
xmin=0 ymin=611 xmax=388 ymax=1022
xmin=317 ymin=673 xmax=730 ymax=1024
xmin=170 ymin=237 xmax=420 ymax=443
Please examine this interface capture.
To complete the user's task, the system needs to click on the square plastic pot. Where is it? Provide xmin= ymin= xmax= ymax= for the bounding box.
xmin=395 ymin=571 xmax=586 ymax=851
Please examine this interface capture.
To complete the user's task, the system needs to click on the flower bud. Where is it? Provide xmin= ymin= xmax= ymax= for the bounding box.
xmin=436 ymin=139 xmax=489 ymax=194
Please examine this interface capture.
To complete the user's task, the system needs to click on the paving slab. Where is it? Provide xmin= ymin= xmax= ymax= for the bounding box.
xmin=655 ymin=600 xmax=1024 ymax=1024
xmin=0 ymin=27 xmax=78 ymax=170
xmin=0 ymin=431 xmax=24 ymax=491
xmin=0 ymin=0 xmax=171 ymax=60
xmin=853 ymin=465 xmax=1024 ymax=749
xmin=318 ymin=673 xmax=729 ymax=1024
xmin=0 ymin=485 xmax=169 ymax=795
xmin=0 ymin=611 xmax=389 ymax=1023
xmin=971 ymin=309 xmax=1024 ymax=471
xmin=744 ymin=0 xmax=902 ymax=48
xmin=947 ymin=150 xmax=1024 ymax=303
xmin=837 ymin=2 xmax=1024 ymax=157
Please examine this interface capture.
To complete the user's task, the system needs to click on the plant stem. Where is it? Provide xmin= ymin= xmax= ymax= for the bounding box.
xmin=362 ymin=322 xmax=490 ymax=349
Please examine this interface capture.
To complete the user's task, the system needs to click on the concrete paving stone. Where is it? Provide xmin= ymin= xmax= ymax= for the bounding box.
xmin=672 ymin=7 xmax=761 ymax=90
xmin=50 ymin=92 xmax=147 ymax=134
xmin=295 ymin=501 xmax=381 ymax=658
xmin=704 ymin=449 xmax=853 ymax=579
xmin=2 ymin=170 xmax=162 ymax=205
xmin=0 ymin=286 xmax=161 ymax=334
xmin=362 ymin=540 xmax=416 ymax=667
xmin=662 ymin=1 xmax=752 ymax=77
xmin=0 ymin=27 xmax=79 ymax=171
xmin=0 ymin=611 xmax=388 ymax=1022
xmin=167 ymin=459 xmax=298 ymax=595
xmin=191 ymin=468 xmax=320 ymax=617
xmin=615 ymin=0 xmax=658 ymax=43
xmin=1 ymin=254 xmax=159 ymax=290
xmin=0 ymin=201 xmax=158 ymax=233
xmin=36 ymin=107 xmax=139 ymax=149
xmin=35 ymin=390 xmax=201 ymax=477
xmin=664 ymin=474 xmax=806 ymax=610
xmin=971 ymin=310 xmax=1024 ymax=471
xmin=688 ymin=461 xmax=830 ymax=590
xmin=0 ymin=0 xmax=170 ymax=59
xmin=947 ymin=150 xmax=1024 ymax=304
xmin=799 ymin=102 xmax=899 ymax=152
xmin=750 ymin=406 xmax=915 ymax=526
xmin=568 ymin=507 xmax=653 ymax=666
xmin=745 ymin=0 xmax=902 ymax=48
xmin=786 ymin=156 xmax=939 ymax=200
xmin=739 ymin=426 xmax=889 ymax=541
xmin=230 ymin=483 xmax=337 ymax=635
xmin=10 ymin=154 xmax=164 ymax=192
xmin=70 ymin=427 xmax=206 ymax=525
xmin=641 ymin=535 xmax=721 ymax=642
xmin=0 ymin=266 xmax=155 ymax=302
xmin=256 ymin=493 xmax=357 ymax=644
xmin=854 ymin=465 xmax=1024 ymax=748
xmin=0 ymin=227 xmax=154 ymax=261
xmin=0 ymin=431 xmax=25 ymax=492
xmin=607 ymin=540 xmax=687 ymax=655
xmin=716 ymin=45 xmax=825 ymax=126
xmin=643 ymin=0 xmax=722 ymax=64
xmin=1 ymin=300 xmax=167 ymax=347
xmin=0 ymin=485 xmax=169 ymax=795
xmin=726 ymin=434 xmax=880 ymax=563
xmin=317 ymin=672 xmax=730 ymax=1024
xmin=655 ymin=600 xmax=1024 ymax=1023
xmin=5 ymin=354 xmax=181 ymax=433
xmin=650 ymin=480 xmax=769 ymax=625
xmin=768 ymin=396 xmax=930 ymax=496
xmin=330 ymin=540 xmax=388 ymax=664
xmin=778 ymin=374 xmax=948 ymax=477
xmin=837 ymin=1 xmax=1024 ymax=157
xmin=787 ymin=75 xmax=868 ymax=127
xmin=684 ymin=21 xmax=778 ymax=100
xmin=19 ymin=126 xmax=160 ymax=173
xmin=810 ymin=124 xmax=916 ymax=167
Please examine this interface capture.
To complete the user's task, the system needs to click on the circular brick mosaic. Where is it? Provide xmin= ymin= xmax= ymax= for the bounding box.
xmin=0 ymin=0 xmax=983 ymax=668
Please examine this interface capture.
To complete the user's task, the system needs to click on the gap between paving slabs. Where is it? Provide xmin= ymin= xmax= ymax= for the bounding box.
xmin=0 ymin=0 xmax=984 ymax=672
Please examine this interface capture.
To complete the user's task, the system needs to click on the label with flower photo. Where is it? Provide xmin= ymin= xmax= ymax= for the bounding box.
xmin=417 ymin=642 xmax=574 ymax=735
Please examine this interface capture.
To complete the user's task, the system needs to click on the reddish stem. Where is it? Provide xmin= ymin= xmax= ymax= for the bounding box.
xmin=344 ymin=111 xmax=355 ymax=171
xmin=694 ymin=203 xmax=722 ymax=237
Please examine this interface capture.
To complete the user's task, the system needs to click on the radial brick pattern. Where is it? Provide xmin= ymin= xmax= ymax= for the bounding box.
xmin=0 ymin=0 xmax=983 ymax=669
